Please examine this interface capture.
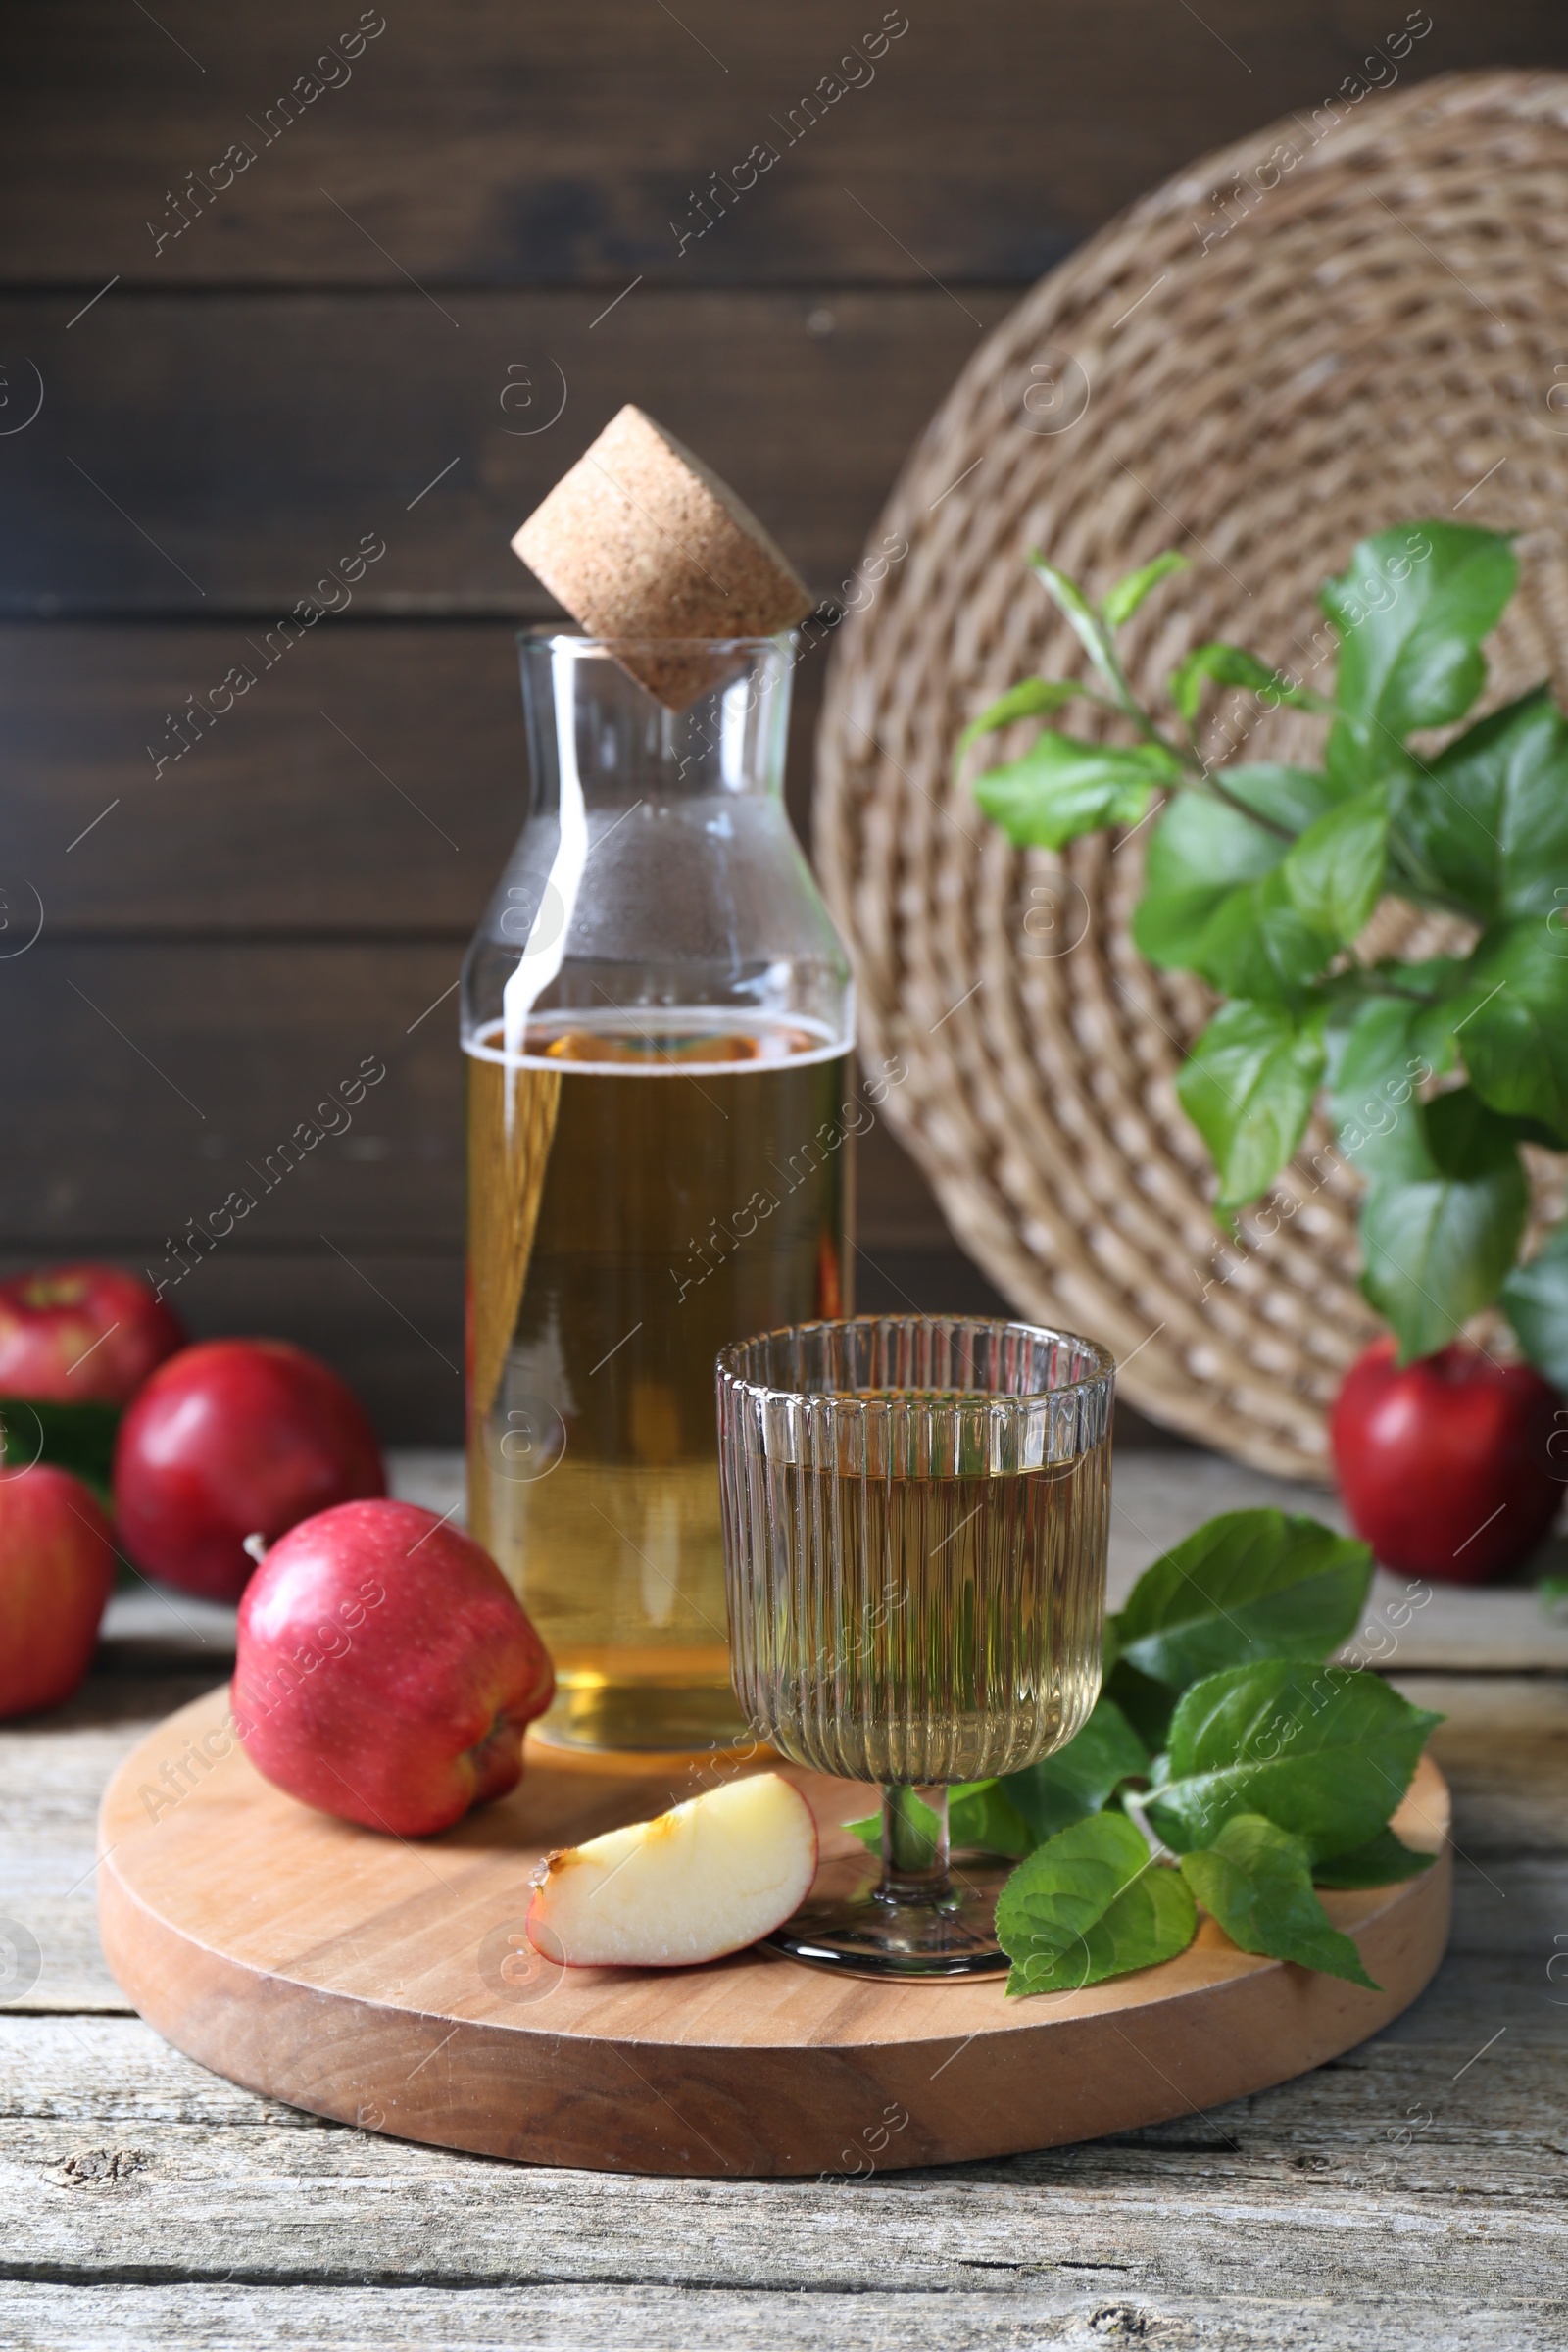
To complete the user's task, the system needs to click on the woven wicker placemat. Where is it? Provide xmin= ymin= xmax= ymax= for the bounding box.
xmin=816 ymin=70 xmax=1568 ymax=1479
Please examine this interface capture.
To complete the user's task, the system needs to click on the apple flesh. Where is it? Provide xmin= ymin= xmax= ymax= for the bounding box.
xmin=526 ymin=1772 xmax=818 ymax=1968
xmin=1331 ymin=1335 xmax=1562 ymax=1582
xmin=114 ymin=1339 xmax=385 ymax=1601
xmin=0 ymin=1263 xmax=184 ymax=1406
xmin=0 ymin=1464 xmax=117 ymax=1717
xmin=234 ymin=1498 xmax=554 ymax=1836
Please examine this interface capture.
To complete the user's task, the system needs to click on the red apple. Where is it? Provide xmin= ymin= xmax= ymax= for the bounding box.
xmin=0 ymin=1464 xmax=116 ymax=1717
xmin=0 ymin=1263 xmax=185 ymax=1406
xmin=114 ymin=1339 xmax=385 ymax=1601
xmin=1331 ymin=1335 xmax=1562 ymax=1582
xmin=232 ymin=1498 xmax=554 ymax=1836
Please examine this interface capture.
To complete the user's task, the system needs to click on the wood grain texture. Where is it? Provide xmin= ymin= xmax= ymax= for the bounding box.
xmin=0 ymin=941 xmax=462 ymax=1242
xmin=1 ymin=950 xmax=947 ymax=1256
xmin=4 ymin=1959 xmax=1563 ymax=2299
xmin=4 ymin=1548 xmax=1563 ymax=2342
xmin=0 ymin=291 xmax=1004 ymax=614
xmin=6 ymin=2284 xmax=1568 ymax=2352
xmin=6 ymin=1964 xmax=1562 ymax=2195
xmin=0 ymin=623 xmax=526 ymax=931
xmin=6 ymin=9 xmax=1568 ymax=2318
xmin=95 ymin=1687 xmax=1450 ymax=2179
xmin=0 ymin=619 xmax=829 ymax=924
xmin=5 ymin=3 xmax=1566 ymax=287
xmin=0 ymin=938 xmax=956 ymax=1246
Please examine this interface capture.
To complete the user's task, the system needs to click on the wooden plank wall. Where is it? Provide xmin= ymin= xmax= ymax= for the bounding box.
xmin=4 ymin=1 xmax=1565 ymax=1439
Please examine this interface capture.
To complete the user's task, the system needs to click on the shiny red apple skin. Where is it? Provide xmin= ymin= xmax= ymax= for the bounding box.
xmin=232 ymin=1499 xmax=554 ymax=1836
xmin=0 ymin=1263 xmax=185 ymax=1406
xmin=0 ymin=1464 xmax=116 ymax=1717
xmin=114 ymin=1340 xmax=385 ymax=1601
xmin=1331 ymin=1336 xmax=1562 ymax=1583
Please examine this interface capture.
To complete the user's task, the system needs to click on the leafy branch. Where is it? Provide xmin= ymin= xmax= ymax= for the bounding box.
xmin=962 ymin=519 xmax=1568 ymax=1371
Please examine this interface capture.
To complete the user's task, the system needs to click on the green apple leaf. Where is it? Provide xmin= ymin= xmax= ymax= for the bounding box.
xmin=997 ymin=1695 xmax=1151 ymax=1842
xmin=1452 ymin=922 xmax=1568 ymax=1144
xmin=1184 ymin=868 xmax=1340 ymax=1001
xmin=976 ymin=733 xmax=1178 ymax=850
xmin=1177 ymin=1001 xmax=1327 ymax=1209
xmin=1329 ymin=991 xmax=1458 ymax=1184
xmin=1359 ymin=1088 xmax=1531 ymax=1362
xmin=1180 ymin=1816 xmax=1377 ymax=1984
xmin=956 ymin=678 xmax=1085 ymax=760
xmin=1102 ymin=550 xmax=1189 ymax=628
xmin=1203 ymin=764 xmax=1346 ymax=835
xmin=948 ymin=1781 xmax=1037 ymax=1857
xmin=1135 ymin=769 xmax=1345 ymax=999
xmin=1179 ymin=1814 xmax=1378 ymax=1987
xmin=1144 ymin=1661 xmax=1443 ymax=1859
xmin=1395 ymin=687 xmax=1568 ymax=924
xmin=1116 ymin=1509 xmax=1373 ymax=1692
xmin=1501 ymin=1220 xmax=1568 ymax=1390
xmin=1102 ymin=1657 xmax=1178 ymax=1754
xmin=1029 ymin=554 xmax=1124 ymax=688
xmin=848 ymin=1697 xmax=1152 ymax=1860
xmin=842 ymin=1781 xmax=1037 ymax=1861
xmin=1310 ymin=1827 xmax=1436 ymax=1888
xmin=1323 ymin=521 xmax=1516 ymax=787
xmin=1281 ymin=784 xmax=1389 ymax=944
xmin=996 ymin=1811 xmax=1197 ymax=1997
xmin=1168 ymin=643 xmax=1331 ymax=726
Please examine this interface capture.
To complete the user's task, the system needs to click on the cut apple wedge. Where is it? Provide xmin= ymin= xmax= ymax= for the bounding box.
xmin=526 ymin=1770 xmax=818 ymax=1968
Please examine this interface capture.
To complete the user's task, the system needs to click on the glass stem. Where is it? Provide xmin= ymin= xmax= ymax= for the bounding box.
xmin=879 ymin=1784 xmax=952 ymax=1904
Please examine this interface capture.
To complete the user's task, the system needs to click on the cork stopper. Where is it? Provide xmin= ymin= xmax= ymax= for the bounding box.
xmin=511 ymin=404 xmax=813 ymax=709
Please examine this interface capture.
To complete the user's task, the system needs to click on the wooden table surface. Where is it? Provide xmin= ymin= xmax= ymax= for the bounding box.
xmin=5 ymin=1452 xmax=1566 ymax=2350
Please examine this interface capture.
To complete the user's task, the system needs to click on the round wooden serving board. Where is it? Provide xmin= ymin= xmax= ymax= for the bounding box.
xmin=99 ymin=1688 xmax=1451 ymax=2178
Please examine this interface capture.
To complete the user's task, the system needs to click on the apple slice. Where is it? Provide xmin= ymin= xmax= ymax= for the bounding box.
xmin=526 ymin=1771 xmax=818 ymax=1968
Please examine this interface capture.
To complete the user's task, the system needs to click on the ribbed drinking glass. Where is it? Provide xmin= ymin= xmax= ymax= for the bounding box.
xmin=717 ymin=1315 xmax=1114 ymax=1976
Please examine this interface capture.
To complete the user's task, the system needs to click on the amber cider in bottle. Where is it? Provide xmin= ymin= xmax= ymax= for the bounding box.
xmin=467 ymin=1008 xmax=851 ymax=1750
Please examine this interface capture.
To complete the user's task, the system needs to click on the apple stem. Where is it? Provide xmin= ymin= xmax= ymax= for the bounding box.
xmin=879 ymin=1784 xmax=953 ymax=1904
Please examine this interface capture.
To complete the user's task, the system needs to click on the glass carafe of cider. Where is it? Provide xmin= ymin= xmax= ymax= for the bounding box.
xmin=463 ymin=630 xmax=854 ymax=1753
